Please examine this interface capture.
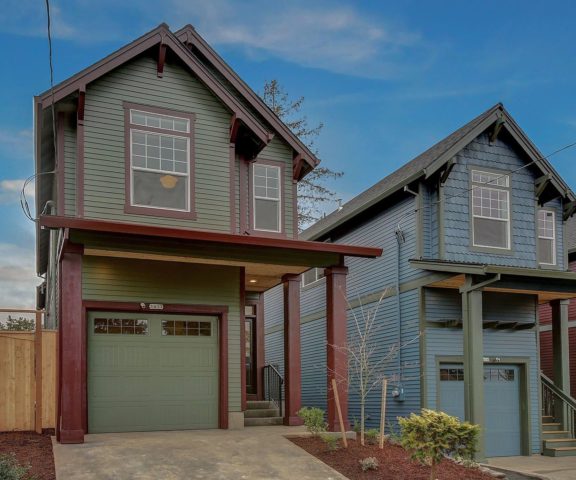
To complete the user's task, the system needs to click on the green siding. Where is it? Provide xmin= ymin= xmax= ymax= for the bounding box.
xmin=82 ymin=256 xmax=242 ymax=412
xmin=83 ymin=55 xmax=232 ymax=231
xmin=63 ymin=116 xmax=77 ymax=216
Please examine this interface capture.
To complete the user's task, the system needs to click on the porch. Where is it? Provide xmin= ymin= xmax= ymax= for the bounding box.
xmin=40 ymin=215 xmax=381 ymax=443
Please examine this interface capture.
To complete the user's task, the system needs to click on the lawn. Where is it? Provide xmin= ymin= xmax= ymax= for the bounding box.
xmin=0 ymin=430 xmax=55 ymax=479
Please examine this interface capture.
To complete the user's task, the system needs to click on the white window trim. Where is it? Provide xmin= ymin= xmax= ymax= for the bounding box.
xmin=252 ymin=164 xmax=282 ymax=233
xmin=538 ymin=209 xmax=556 ymax=266
xmin=471 ymin=170 xmax=511 ymax=250
xmin=129 ymin=118 xmax=191 ymax=213
xmin=302 ymin=267 xmax=325 ymax=287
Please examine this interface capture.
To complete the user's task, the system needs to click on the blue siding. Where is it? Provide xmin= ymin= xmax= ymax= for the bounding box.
xmin=442 ymin=133 xmax=564 ymax=268
xmin=301 ymin=319 xmax=327 ymax=411
xmin=424 ymin=288 xmax=540 ymax=454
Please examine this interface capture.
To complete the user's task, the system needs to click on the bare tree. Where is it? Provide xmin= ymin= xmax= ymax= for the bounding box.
xmin=262 ymin=80 xmax=343 ymax=229
xmin=329 ymin=288 xmax=421 ymax=446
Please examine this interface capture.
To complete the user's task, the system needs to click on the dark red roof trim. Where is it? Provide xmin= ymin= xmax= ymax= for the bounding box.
xmin=39 ymin=215 xmax=382 ymax=258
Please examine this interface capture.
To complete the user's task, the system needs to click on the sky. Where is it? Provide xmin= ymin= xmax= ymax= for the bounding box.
xmin=0 ymin=0 xmax=575 ymax=307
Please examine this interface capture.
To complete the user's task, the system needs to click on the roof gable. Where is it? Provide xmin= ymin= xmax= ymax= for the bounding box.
xmin=303 ymin=103 xmax=575 ymax=240
xmin=37 ymin=24 xmax=318 ymax=171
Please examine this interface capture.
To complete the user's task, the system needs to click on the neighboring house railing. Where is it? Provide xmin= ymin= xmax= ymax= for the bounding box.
xmin=541 ymin=372 xmax=576 ymax=437
xmin=263 ymin=364 xmax=283 ymax=417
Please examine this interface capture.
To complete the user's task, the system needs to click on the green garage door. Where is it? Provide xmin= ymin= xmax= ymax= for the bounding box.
xmin=88 ymin=312 xmax=218 ymax=433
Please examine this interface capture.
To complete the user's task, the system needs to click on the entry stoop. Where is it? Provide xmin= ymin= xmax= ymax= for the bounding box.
xmin=542 ymin=416 xmax=576 ymax=457
xmin=244 ymin=401 xmax=283 ymax=426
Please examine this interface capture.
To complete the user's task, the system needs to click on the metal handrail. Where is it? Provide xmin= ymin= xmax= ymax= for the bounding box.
xmin=263 ymin=364 xmax=283 ymax=417
xmin=541 ymin=372 xmax=576 ymax=436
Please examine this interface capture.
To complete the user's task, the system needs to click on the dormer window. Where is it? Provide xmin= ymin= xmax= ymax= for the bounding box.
xmin=538 ymin=209 xmax=556 ymax=265
xmin=124 ymin=103 xmax=195 ymax=219
xmin=471 ymin=169 xmax=510 ymax=250
xmin=252 ymin=163 xmax=282 ymax=233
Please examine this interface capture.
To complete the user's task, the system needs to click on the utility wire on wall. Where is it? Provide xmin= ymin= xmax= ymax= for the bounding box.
xmin=20 ymin=0 xmax=58 ymax=222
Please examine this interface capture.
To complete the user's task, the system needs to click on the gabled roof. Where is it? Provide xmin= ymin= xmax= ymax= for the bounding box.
xmin=37 ymin=23 xmax=319 ymax=172
xmin=302 ymin=103 xmax=576 ymax=241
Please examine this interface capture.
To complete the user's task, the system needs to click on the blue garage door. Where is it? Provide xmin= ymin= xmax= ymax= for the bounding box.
xmin=439 ymin=364 xmax=521 ymax=457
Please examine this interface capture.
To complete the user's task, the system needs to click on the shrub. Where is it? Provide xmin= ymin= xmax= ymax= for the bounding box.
xmin=297 ymin=407 xmax=327 ymax=436
xmin=320 ymin=434 xmax=340 ymax=452
xmin=0 ymin=454 xmax=31 ymax=480
xmin=359 ymin=457 xmax=379 ymax=472
xmin=364 ymin=428 xmax=380 ymax=445
xmin=398 ymin=409 xmax=480 ymax=480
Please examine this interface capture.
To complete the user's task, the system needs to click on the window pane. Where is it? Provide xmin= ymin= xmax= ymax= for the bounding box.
xmin=174 ymin=138 xmax=187 ymax=151
xmin=254 ymin=198 xmax=280 ymax=232
xmin=473 ymin=217 xmax=509 ymax=249
xmin=472 ymin=170 xmax=509 ymax=187
xmin=245 ymin=305 xmax=256 ymax=316
xmin=160 ymin=136 xmax=173 ymax=148
xmin=539 ymin=238 xmax=554 ymax=264
xmin=133 ymin=170 xmax=188 ymax=211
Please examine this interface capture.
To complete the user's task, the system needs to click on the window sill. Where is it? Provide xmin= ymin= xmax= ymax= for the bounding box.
xmin=469 ymin=245 xmax=514 ymax=256
xmin=125 ymin=204 xmax=198 ymax=220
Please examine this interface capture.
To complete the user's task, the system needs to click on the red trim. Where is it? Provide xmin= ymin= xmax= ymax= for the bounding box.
xmin=57 ymin=112 xmax=65 ymax=216
xmin=282 ymin=273 xmax=303 ymax=426
xmin=325 ymin=266 xmax=349 ymax=431
xmin=123 ymin=102 xmax=197 ymax=220
xmin=248 ymin=158 xmax=287 ymax=239
xmin=76 ymin=87 xmax=85 ymax=217
xmin=157 ymin=43 xmax=167 ymax=78
xmin=254 ymin=294 xmax=265 ymax=400
xmin=80 ymin=300 xmax=230 ymax=432
xmin=39 ymin=215 xmax=382 ymax=258
xmin=58 ymin=247 xmax=84 ymax=443
xmin=239 ymin=157 xmax=248 ymax=234
xmin=230 ymin=143 xmax=237 ymax=233
xmin=240 ymin=268 xmax=247 ymax=411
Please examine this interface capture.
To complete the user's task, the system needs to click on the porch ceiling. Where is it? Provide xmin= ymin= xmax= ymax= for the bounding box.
xmin=412 ymin=259 xmax=576 ymax=304
xmin=41 ymin=216 xmax=381 ymax=293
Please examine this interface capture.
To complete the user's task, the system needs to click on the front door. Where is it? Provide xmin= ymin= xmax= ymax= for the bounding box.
xmin=245 ymin=305 xmax=257 ymax=395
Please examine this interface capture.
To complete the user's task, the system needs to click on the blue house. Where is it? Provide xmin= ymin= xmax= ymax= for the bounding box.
xmin=264 ymin=104 xmax=576 ymax=459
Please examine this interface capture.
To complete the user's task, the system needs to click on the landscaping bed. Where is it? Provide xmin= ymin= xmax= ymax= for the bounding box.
xmin=0 ymin=430 xmax=56 ymax=479
xmin=289 ymin=436 xmax=495 ymax=480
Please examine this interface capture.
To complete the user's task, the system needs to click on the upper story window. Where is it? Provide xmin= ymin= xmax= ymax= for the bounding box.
xmin=471 ymin=169 xmax=511 ymax=250
xmin=302 ymin=267 xmax=325 ymax=287
xmin=125 ymin=103 xmax=195 ymax=218
xmin=538 ymin=209 xmax=556 ymax=265
xmin=253 ymin=163 xmax=281 ymax=233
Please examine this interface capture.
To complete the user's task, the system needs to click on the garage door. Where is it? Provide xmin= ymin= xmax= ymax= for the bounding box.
xmin=88 ymin=312 xmax=218 ymax=433
xmin=439 ymin=364 xmax=521 ymax=457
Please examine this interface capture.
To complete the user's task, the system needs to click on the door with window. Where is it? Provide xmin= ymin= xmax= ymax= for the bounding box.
xmin=245 ymin=304 xmax=257 ymax=396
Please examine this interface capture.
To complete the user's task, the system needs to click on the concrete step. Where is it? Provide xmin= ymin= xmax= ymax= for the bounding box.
xmin=542 ymin=430 xmax=572 ymax=439
xmin=542 ymin=422 xmax=563 ymax=431
xmin=244 ymin=408 xmax=280 ymax=418
xmin=544 ymin=438 xmax=576 ymax=449
xmin=244 ymin=417 xmax=283 ymax=427
xmin=543 ymin=446 xmax=576 ymax=457
xmin=246 ymin=401 xmax=274 ymax=410
xmin=542 ymin=415 xmax=554 ymax=421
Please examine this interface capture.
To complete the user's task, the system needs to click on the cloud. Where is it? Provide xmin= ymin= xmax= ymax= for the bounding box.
xmin=0 ymin=243 xmax=38 ymax=308
xmin=0 ymin=179 xmax=35 ymax=205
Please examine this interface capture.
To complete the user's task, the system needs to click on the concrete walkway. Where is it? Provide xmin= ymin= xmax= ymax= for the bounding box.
xmin=487 ymin=455 xmax=576 ymax=480
xmin=52 ymin=426 xmax=347 ymax=480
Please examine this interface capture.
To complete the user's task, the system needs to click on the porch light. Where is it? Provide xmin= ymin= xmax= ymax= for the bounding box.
xmin=249 ymin=279 xmax=257 ymax=283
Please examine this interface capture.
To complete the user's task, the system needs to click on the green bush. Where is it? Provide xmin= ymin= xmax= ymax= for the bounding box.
xmin=0 ymin=454 xmax=31 ymax=480
xmin=364 ymin=428 xmax=380 ymax=445
xmin=398 ymin=409 xmax=479 ymax=480
xmin=320 ymin=434 xmax=340 ymax=451
xmin=359 ymin=457 xmax=379 ymax=472
xmin=297 ymin=407 xmax=327 ymax=436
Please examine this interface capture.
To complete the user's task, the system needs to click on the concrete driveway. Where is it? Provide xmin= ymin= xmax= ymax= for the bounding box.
xmin=52 ymin=426 xmax=346 ymax=480
xmin=487 ymin=455 xmax=576 ymax=480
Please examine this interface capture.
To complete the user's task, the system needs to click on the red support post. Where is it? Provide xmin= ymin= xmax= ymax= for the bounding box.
xmin=325 ymin=266 xmax=349 ymax=431
xmin=58 ymin=246 xmax=85 ymax=443
xmin=282 ymin=273 xmax=303 ymax=426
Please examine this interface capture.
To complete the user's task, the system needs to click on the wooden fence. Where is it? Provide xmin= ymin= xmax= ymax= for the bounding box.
xmin=0 ymin=310 xmax=57 ymax=432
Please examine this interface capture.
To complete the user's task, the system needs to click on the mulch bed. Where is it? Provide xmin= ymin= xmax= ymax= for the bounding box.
xmin=289 ymin=436 xmax=495 ymax=480
xmin=0 ymin=430 xmax=56 ymax=480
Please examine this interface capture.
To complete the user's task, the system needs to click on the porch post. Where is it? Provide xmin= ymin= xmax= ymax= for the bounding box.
xmin=551 ymin=299 xmax=570 ymax=428
xmin=58 ymin=245 xmax=84 ymax=443
xmin=462 ymin=279 xmax=484 ymax=459
xmin=325 ymin=266 xmax=349 ymax=431
xmin=282 ymin=273 xmax=303 ymax=425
